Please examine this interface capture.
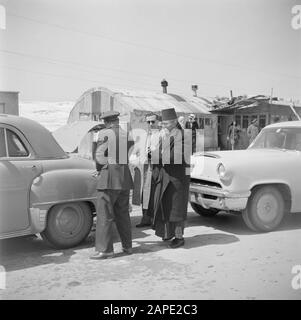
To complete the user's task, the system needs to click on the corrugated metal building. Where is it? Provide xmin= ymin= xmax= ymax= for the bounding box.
xmin=67 ymin=87 xmax=218 ymax=150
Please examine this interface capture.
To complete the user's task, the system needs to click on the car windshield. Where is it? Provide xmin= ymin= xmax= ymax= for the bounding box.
xmin=249 ymin=127 xmax=301 ymax=151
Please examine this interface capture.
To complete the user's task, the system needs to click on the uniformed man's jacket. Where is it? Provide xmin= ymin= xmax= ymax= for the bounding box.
xmin=95 ymin=124 xmax=133 ymax=190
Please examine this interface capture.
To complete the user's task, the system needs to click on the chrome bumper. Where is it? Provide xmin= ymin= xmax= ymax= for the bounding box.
xmin=189 ymin=183 xmax=250 ymax=211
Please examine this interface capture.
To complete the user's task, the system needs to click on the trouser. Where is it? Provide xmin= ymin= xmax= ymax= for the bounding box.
xmin=154 ymin=219 xmax=185 ymax=240
xmin=95 ymin=189 xmax=132 ymax=253
xmin=139 ymin=209 xmax=152 ymax=224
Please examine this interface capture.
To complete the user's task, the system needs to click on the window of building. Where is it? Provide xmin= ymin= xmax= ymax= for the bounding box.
xmin=205 ymin=118 xmax=211 ymax=127
xmin=198 ymin=118 xmax=204 ymax=129
xmin=235 ymin=115 xmax=241 ymax=127
xmin=6 ymin=129 xmax=29 ymax=157
xmin=0 ymin=127 xmax=6 ymax=157
xmin=242 ymin=115 xmax=249 ymax=129
xmin=79 ymin=112 xmax=91 ymax=121
xmin=259 ymin=114 xmax=266 ymax=130
xmin=271 ymin=115 xmax=281 ymax=123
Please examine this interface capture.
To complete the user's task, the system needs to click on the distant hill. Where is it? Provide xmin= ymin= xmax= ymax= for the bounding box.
xmin=19 ymin=101 xmax=74 ymax=132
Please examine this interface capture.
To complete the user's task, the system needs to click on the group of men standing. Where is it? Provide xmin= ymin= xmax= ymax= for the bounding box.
xmin=91 ymin=107 xmax=191 ymax=260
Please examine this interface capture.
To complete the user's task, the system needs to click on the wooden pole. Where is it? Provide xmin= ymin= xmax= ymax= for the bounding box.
xmin=269 ymin=88 xmax=273 ymax=104
xmin=289 ymin=101 xmax=301 ymax=120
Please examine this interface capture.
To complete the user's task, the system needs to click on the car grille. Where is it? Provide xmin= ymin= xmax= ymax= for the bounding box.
xmin=190 ymin=178 xmax=222 ymax=189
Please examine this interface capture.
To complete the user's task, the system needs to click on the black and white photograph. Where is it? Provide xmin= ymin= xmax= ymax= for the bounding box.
xmin=0 ymin=0 xmax=301 ymax=304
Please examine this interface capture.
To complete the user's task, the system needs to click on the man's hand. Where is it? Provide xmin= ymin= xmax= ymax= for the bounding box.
xmin=92 ymin=171 xmax=99 ymax=178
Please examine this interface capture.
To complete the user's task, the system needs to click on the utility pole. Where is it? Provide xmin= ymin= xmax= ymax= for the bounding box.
xmin=269 ymin=88 xmax=273 ymax=104
xmin=230 ymin=89 xmax=235 ymax=150
xmin=289 ymin=100 xmax=301 ymax=120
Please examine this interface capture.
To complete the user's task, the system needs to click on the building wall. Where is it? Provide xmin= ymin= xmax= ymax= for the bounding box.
xmin=216 ymin=102 xmax=300 ymax=150
xmin=0 ymin=92 xmax=19 ymax=115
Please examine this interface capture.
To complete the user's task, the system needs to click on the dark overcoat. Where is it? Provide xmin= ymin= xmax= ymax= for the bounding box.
xmin=150 ymin=126 xmax=190 ymax=223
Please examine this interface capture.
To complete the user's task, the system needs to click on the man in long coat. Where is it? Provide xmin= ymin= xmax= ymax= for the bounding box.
xmin=134 ymin=113 xmax=161 ymax=227
xmin=90 ymin=111 xmax=134 ymax=259
xmin=150 ymin=108 xmax=191 ymax=249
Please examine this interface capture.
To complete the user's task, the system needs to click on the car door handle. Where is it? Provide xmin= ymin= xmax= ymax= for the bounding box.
xmin=21 ymin=165 xmax=38 ymax=170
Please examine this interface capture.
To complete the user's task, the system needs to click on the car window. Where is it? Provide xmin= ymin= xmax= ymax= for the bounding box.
xmin=250 ymin=127 xmax=301 ymax=150
xmin=294 ymin=133 xmax=301 ymax=151
xmin=6 ymin=129 xmax=29 ymax=157
xmin=0 ymin=127 xmax=7 ymax=157
xmin=266 ymin=130 xmax=285 ymax=149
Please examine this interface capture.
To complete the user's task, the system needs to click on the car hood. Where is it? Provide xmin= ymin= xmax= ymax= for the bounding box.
xmin=191 ymin=148 xmax=298 ymax=181
xmin=200 ymin=148 xmax=295 ymax=162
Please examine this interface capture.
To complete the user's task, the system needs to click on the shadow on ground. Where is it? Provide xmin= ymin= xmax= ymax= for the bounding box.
xmin=2 ymin=207 xmax=301 ymax=271
xmin=187 ymin=209 xmax=301 ymax=235
xmin=133 ymin=232 xmax=240 ymax=255
xmin=0 ymin=214 xmax=150 ymax=272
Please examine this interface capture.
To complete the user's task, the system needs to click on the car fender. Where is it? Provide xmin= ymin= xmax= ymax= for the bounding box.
xmin=29 ymin=169 xmax=97 ymax=233
xmin=248 ymin=179 xmax=291 ymax=194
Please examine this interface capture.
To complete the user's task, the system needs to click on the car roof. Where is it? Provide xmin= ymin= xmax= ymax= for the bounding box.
xmin=265 ymin=121 xmax=301 ymax=129
xmin=0 ymin=113 xmax=67 ymax=158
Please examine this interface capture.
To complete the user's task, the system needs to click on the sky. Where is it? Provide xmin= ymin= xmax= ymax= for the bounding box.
xmin=0 ymin=0 xmax=300 ymax=102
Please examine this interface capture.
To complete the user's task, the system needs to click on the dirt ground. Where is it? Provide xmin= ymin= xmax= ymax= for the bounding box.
xmin=1 ymin=204 xmax=301 ymax=300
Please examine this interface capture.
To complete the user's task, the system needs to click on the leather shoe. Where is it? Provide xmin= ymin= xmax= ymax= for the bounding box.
xmin=122 ymin=247 xmax=133 ymax=255
xmin=136 ymin=222 xmax=151 ymax=228
xmin=168 ymin=238 xmax=185 ymax=249
xmin=90 ymin=252 xmax=114 ymax=260
xmin=162 ymin=236 xmax=173 ymax=241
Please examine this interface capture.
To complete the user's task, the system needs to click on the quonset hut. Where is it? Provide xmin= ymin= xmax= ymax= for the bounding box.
xmin=66 ymin=87 xmax=218 ymax=150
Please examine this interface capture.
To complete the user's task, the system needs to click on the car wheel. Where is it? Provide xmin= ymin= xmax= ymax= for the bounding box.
xmin=245 ymin=186 xmax=285 ymax=232
xmin=190 ymin=202 xmax=219 ymax=217
xmin=41 ymin=202 xmax=93 ymax=249
xmin=242 ymin=208 xmax=259 ymax=232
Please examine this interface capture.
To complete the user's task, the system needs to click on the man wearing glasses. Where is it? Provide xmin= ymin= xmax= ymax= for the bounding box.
xmin=135 ymin=113 xmax=161 ymax=228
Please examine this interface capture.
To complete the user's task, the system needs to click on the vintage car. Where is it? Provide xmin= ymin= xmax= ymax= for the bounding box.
xmin=0 ymin=114 xmax=97 ymax=248
xmin=190 ymin=121 xmax=301 ymax=232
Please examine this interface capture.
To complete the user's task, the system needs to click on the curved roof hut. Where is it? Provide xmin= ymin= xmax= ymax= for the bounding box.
xmin=66 ymin=87 xmax=218 ymax=150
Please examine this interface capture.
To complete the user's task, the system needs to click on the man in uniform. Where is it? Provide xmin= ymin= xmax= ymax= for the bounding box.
xmin=90 ymin=111 xmax=134 ymax=259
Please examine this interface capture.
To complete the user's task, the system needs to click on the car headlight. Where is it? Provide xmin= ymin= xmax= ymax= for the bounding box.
xmin=217 ymin=163 xmax=226 ymax=179
xmin=217 ymin=163 xmax=233 ymax=183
